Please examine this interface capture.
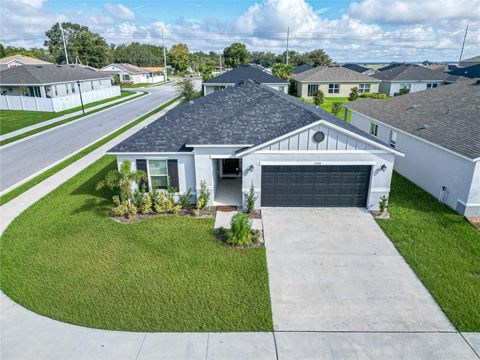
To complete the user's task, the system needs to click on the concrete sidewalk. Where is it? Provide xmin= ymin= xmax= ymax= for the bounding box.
xmin=0 ymin=91 xmax=142 ymax=142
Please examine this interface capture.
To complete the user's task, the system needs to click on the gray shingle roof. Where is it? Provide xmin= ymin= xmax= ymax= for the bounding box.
xmin=461 ymin=55 xmax=480 ymax=64
xmin=110 ymin=80 xmax=390 ymax=154
xmin=0 ymin=64 xmax=112 ymax=85
xmin=204 ymin=65 xmax=287 ymax=84
xmin=342 ymin=64 xmax=370 ymax=73
xmin=371 ymin=64 xmax=447 ymax=81
xmin=292 ymin=64 xmax=380 ymax=83
xmin=292 ymin=64 xmax=312 ymax=74
xmin=345 ymin=79 xmax=480 ymax=159
xmin=0 ymin=54 xmax=52 ymax=65
xmin=448 ymin=64 xmax=480 ymax=79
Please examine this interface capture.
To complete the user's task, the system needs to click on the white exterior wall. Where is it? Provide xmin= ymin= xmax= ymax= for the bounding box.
xmin=0 ymin=85 xmax=120 ymax=112
xmin=101 ymin=65 xmax=164 ymax=84
xmin=350 ymin=111 xmax=479 ymax=216
xmin=378 ymin=81 xmax=445 ymax=96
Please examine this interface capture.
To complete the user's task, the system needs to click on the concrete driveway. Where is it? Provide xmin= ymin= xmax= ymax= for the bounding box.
xmin=262 ymin=207 xmax=454 ymax=332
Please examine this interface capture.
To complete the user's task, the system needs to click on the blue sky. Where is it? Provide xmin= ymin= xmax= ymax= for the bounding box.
xmin=2 ymin=0 xmax=479 ymax=62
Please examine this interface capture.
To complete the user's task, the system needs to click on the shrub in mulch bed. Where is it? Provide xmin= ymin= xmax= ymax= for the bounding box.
xmin=112 ymin=207 xmax=215 ymax=223
xmin=215 ymin=227 xmax=264 ymax=248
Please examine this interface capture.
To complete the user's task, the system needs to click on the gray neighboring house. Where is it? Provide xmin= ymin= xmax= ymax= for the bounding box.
xmin=342 ymin=63 xmax=377 ymax=75
xmin=203 ymin=65 xmax=288 ymax=95
xmin=0 ymin=64 xmax=120 ymax=112
xmin=372 ymin=64 xmax=447 ymax=96
xmin=459 ymin=55 xmax=480 ymax=68
xmin=109 ymin=80 xmax=401 ymax=210
xmin=345 ymin=79 xmax=480 ymax=217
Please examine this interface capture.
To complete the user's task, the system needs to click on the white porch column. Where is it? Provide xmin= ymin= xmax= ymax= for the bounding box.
xmin=40 ymin=86 xmax=47 ymax=98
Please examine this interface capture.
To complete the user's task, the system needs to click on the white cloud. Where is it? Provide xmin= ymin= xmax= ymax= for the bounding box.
xmin=348 ymin=0 xmax=479 ymax=25
xmin=104 ymin=3 xmax=135 ymax=21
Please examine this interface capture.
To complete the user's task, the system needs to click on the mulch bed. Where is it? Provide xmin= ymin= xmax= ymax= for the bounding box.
xmin=467 ymin=217 xmax=480 ymax=230
xmin=111 ymin=207 xmax=216 ymax=223
xmin=214 ymin=228 xmax=264 ymax=248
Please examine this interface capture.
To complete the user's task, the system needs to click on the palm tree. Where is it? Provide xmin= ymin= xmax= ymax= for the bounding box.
xmin=96 ymin=160 xmax=146 ymax=203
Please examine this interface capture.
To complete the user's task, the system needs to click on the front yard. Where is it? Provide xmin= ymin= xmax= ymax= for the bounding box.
xmin=0 ymin=156 xmax=272 ymax=332
xmin=0 ymin=91 xmax=135 ymax=135
xmin=302 ymin=97 xmax=351 ymax=121
xmin=377 ymin=173 xmax=480 ymax=331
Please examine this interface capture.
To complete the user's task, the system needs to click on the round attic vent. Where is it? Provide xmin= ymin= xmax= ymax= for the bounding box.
xmin=313 ymin=131 xmax=325 ymax=143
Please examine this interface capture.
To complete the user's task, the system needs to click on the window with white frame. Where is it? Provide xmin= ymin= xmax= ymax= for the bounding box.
xmin=90 ymin=81 xmax=94 ymax=90
xmin=148 ymin=160 xmax=169 ymax=189
xmin=400 ymin=83 xmax=411 ymax=90
xmin=426 ymin=83 xmax=438 ymax=89
xmin=71 ymin=83 xmax=76 ymax=93
xmin=54 ymin=85 xmax=58 ymax=96
xmin=389 ymin=130 xmax=397 ymax=148
xmin=307 ymin=84 xmax=319 ymax=96
xmin=213 ymin=85 xmax=226 ymax=91
xmin=66 ymin=84 xmax=70 ymax=94
xmin=358 ymin=83 xmax=371 ymax=93
xmin=328 ymin=83 xmax=340 ymax=94
xmin=278 ymin=86 xmax=285 ymax=92
xmin=370 ymin=122 xmax=378 ymax=136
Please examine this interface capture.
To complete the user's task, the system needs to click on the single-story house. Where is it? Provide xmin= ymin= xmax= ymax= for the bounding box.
xmin=99 ymin=63 xmax=165 ymax=84
xmin=371 ymin=64 xmax=447 ymax=96
xmin=0 ymin=54 xmax=52 ymax=70
xmin=345 ymin=79 xmax=480 ymax=217
xmin=292 ymin=64 xmax=312 ymax=74
xmin=108 ymin=80 xmax=402 ymax=210
xmin=203 ymin=65 xmax=288 ymax=95
xmin=459 ymin=55 xmax=480 ymax=68
xmin=342 ymin=63 xmax=377 ymax=76
xmin=0 ymin=64 xmax=120 ymax=112
xmin=292 ymin=64 xmax=381 ymax=99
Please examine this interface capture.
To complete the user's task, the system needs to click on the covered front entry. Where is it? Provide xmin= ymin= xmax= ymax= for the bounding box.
xmin=213 ymin=159 xmax=242 ymax=206
xmin=261 ymin=165 xmax=371 ymax=207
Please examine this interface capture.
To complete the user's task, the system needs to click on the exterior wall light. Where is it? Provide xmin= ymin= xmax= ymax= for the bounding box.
xmin=248 ymin=164 xmax=254 ymax=172
xmin=381 ymin=164 xmax=387 ymax=172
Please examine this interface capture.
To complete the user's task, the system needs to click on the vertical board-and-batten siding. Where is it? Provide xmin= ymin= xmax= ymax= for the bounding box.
xmin=259 ymin=124 xmax=375 ymax=152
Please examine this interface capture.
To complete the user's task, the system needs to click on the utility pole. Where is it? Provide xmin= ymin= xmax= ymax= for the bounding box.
xmin=219 ymin=53 xmax=222 ymax=72
xmin=458 ymin=25 xmax=469 ymax=65
xmin=60 ymin=23 xmax=69 ymax=64
xmin=162 ymin=27 xmax=168 ymax=80
xmin=286 ymin=26 xmax=290 ymax=65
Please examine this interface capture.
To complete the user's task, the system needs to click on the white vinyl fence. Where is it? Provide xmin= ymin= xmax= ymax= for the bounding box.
xmin=0 ymin=86 xmax=121 ymax=112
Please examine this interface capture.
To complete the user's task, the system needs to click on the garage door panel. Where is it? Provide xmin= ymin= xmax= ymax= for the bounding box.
xmin=261 ymin=165 xmax=370 ymax=207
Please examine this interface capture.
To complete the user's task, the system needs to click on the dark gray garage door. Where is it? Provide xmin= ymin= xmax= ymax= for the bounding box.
xmin=261 ymin=165 xmax=371 ymax=207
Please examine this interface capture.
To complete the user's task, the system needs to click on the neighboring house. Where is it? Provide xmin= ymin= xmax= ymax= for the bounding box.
xmin=0 ymin=54 xmax=52 ymax=70
xmin=0 ymin=64 xmax=120 ymax=112
xmin=108 ymin=80 xmax=401 ymax=210
xmin=345 ymin=79 xmax=480 ymax=217
xmin=447 ymin=63 xmax=480 ymax=79
xmin=99 ymin=63 xmax=164 ymax=84
xmin=292 ymin=64 xmax=312 ymax=74
xmin=292 ymin=64 xmax=381 ymax=99
xmin=203 ymin=65 xmax=288 ymax=95
xmin=459 ymin=55 xmax=480 ymax=68
xmin=371 ymin=64 xmax=447 ymax=96
xmin=342 ymin=63 xmax=377 ymax=75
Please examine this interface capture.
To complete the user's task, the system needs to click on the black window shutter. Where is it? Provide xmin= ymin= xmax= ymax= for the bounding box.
xmin=167 ymin=159 xmax=179 ymax=191
xmin=135 ymin=159 xmax=149 ymax=191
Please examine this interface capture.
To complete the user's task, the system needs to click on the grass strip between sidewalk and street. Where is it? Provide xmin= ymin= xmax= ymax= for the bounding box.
xmin=0 ymin=96 xmax=181 ymax=206
xmin=0 ymin=92 xmax=146 ymax=147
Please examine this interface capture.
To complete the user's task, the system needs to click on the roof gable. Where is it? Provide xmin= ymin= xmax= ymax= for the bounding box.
xmin=204 ymin=65 xmax=287 ymax=84
xmin=372 ymin=64 xmax=447 ymax=81
xmin=0 ymin=54 xmax=52 ymax=65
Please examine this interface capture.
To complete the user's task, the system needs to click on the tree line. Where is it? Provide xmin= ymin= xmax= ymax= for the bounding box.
xmin=1 ymin=22 xmax=331 ymax=74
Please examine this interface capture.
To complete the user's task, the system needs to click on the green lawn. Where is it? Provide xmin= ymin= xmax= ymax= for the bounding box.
xmin=0 ymin=156 xmax=273 ymax=332
xmin=302 ymin=97 xmax=351 ymax=122
xmin=0 ymin=91 xmax=135 ymax=135
xmin=377 ymin=173 xmax=480 ymax=331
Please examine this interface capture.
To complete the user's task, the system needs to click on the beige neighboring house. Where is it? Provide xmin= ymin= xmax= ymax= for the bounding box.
xmin=99 ymin=63 xmax=165 ymax=84
xmin=0 ymin=54 xmax=52 ymax=70
xmin=459 ymin=55 xmax=480 ymax=68
xmin=292 ymin=64 xmax=381 ymax=99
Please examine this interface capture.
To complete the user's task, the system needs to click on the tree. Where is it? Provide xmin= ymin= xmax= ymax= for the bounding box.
xmin=349 ymin=86 xmax=359 ymax=101
xmin=301 ymin=49 xmax=331 ymax=67
xmin=313 ymin=90 xmax=324 ymax=106
xmin=177 ymin=78 xmax=200 ymax=102
xmin=279 ymin=50 xmax=303 ymax=66
xmin=45 ymin=22 xmax=110 ymax=68
xmin=110 ymin=42 xmax=166 ymax=67
xmin=251 ymin=51 xmax=277 ymax=67
xmin=331 ymin=102 xmax=342 ymax=115
xmin=223 ymin=43 xmax=250 ymax=67
xmin=288 ymin=79 xmax=297 ymax=96
xmin=399 ymin=87 xmax=410 ymax=95
xmin=170 ymin=43 xmax=190 ymax=72
xmin=272 ymin=63 xmax=293 ymax=80
xmin=96 ymin=160 xmax=146 ymax=203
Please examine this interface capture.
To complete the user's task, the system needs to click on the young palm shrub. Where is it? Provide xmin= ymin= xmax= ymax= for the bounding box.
xmin=179 ymin=188 xmax=192 ymax=209
xmin=227 ymin=213 xmax=253 ymax=246
xmin=96 ymin=159 xmax=146 ymax=204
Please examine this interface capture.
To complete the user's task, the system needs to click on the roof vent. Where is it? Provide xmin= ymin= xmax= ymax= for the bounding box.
xmin=188 ymin=100 xmax=194 ymax=105
xmin=417 ymin=124 xmax=430 ymax=130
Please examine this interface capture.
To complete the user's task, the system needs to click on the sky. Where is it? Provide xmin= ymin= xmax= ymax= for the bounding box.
xmin=1 ymin=0 xmax=479 ymax=62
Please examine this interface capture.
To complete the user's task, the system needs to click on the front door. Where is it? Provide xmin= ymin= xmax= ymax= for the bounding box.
xmin=221 ymin=159 xmax=241 ymax=177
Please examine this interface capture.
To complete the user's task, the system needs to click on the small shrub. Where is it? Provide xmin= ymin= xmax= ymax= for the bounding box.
xmin=171 ymin=204 xmax=182 ymax=214
xmin=379 ymin=196 xmax=389 ymax=213
xmin=151 ymin=189 xmax=160 ymax=206
xmin=127 ymin=203 xmax=138 ymax=219
xmin=399 ymin=87 xmax=410 ymax=95
xmin=227 ymin=213 xmax=253 ymax=246
xmin=359 ymin=93 xmax=386 ymax=99
xmin=179 ymin=188 xmax=192 ymax=208
xmin=197 ymin=180 xmax=210 ymax=209
xmin=244 ymin=185 xmax=258 ymax=214
xmin=348 ymin=86 xmax=359 ymax=101
xmin=141 ymin=194 xmax=152 ymax=214
xmin=166 ymin=185 xmax=177 ymax=202
xmin=192 ymin=209 xmax=200 ymax=217
xmin=112 ymin=203 xmax=128 ymax=217
xmin=331 ymin=102 xmax=342 ymax=115
xmin=288 ymin=78 xmax=297 ymax=95
xmin=133 ymin=188 xmax=143 ymax=207
xmin=313 ymin=90 xmax=324 ymax=106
